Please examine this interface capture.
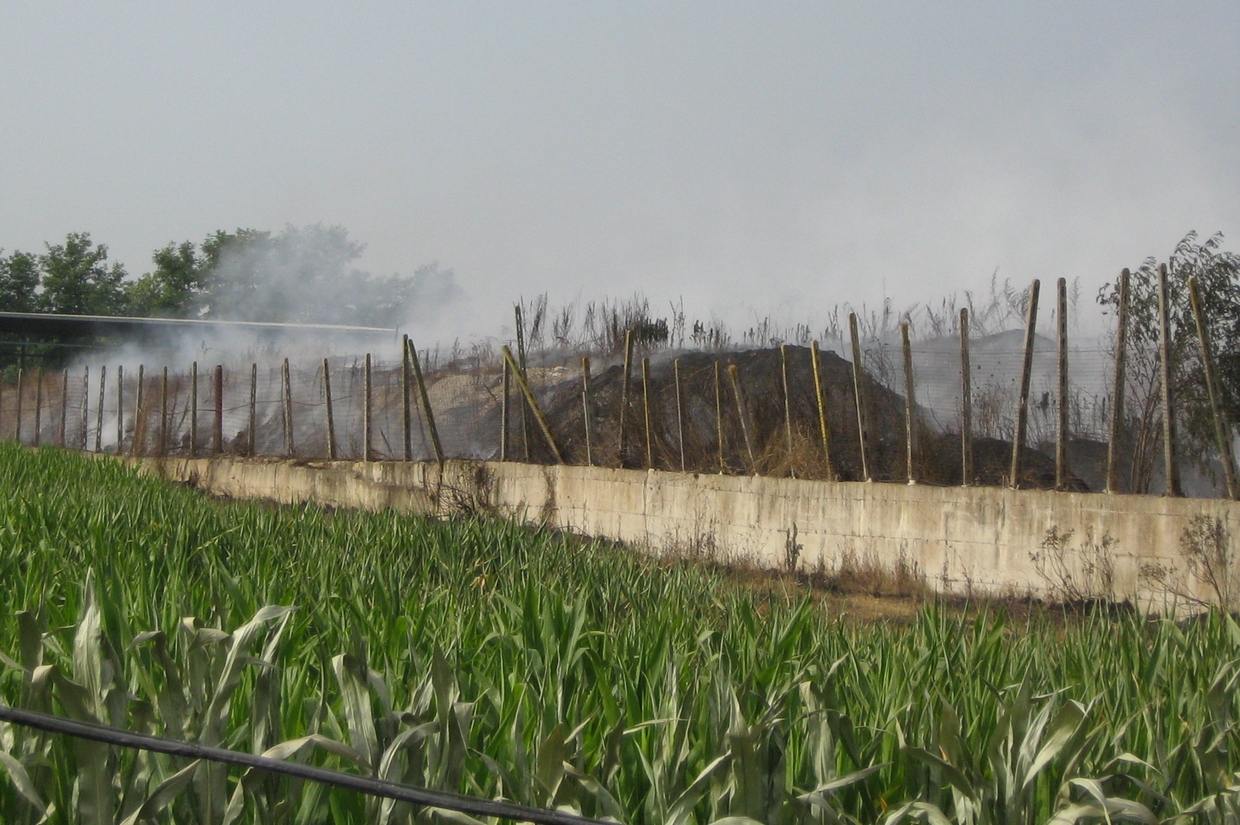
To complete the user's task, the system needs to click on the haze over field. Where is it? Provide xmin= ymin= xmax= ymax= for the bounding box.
xmin=1 ymin=3 xmax=1236 ymax=342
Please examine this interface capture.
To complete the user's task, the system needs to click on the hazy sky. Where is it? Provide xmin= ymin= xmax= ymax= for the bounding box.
xmin=1 ymin=2 xmax=1236 ymax=339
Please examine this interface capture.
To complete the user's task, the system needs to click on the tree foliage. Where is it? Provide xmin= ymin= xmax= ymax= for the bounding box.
xmin=1097 ymin=231 xmax=1240 ymax=491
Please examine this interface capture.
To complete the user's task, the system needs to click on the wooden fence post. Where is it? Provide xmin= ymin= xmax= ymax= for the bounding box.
xmin=1158 ymin=264 xmax=1182 ymax=496
xmin=1105 ymin=269 xmax=1130 ymax=494
xmin=402 ymin=335 xmax=413 ymax=461
xmin=323 ymin=359 xmax=337 ymax=461
xmin=582 ymin=357 xmax=594 ymax=466
xmin=810 ymin=341 xmax=835 ymax=480
xmin=248 ymin=363 xmax=257 ymax=456
xmin=59 ymin=370 xmax=69 ymax=447
xmin=714 ymin=360 xmax=725 ymax=474
xmin=848 ymin=313 xmax=871 ymax=482
xmin=1010 ymin=279 xmax=1041 ymax=489
xmin=160 ymin=367 xmax=168 ymax=457
xmin=33 ymin=368 xmax=43 ymax=448
xmin=116 ymin=365 xmax=124 ymax=454
xmin=642 ymin=357 xmax=653 ymax=470
xmin=282 ymin=358 xmax=294 ymax=456
xmin=960 ymin=309 xmax=973 ymax=486
xmin=80 ymin=367 xmax=89 ymax=450
xmin=133 ymin=365 xmax=144 ymax=456
xmin=189 ymin=362 xmax=198 ymax=458
xmin=95 ymin=366 xmax=105 ymax=453
xmin=514 ymin=304 xmax=530 ymax=460
xmin=781 ymin=345 xmax=795 ymax=476
xmin=674 ymin=358 xmax=686 ymax=472
xmin=407 ymin=339 xmax=445 ymax=465
xmin=500 ymin=357 xmax=510 ymax=462
xmin=363 ymin=353 xmax=372 ymax=461
xmin=14 ymin=368 xmax=23 ymax=445
xmin=1055 ymin=277 xmax=1070 ymax=490
xmin=901 ymin=322 xmax=918 ymax=484
xmin=213 ymin=365 xmax=223 ymax=455
xmin=500 ymin=345 xmax=563 ymax=464
xmin=1189 ymin=274 xmax=1238 ymax=499
xmin=618 ymin=328 xmax=634 ymax=467
xmin=728 ymin=364 xmax=757 ymax=473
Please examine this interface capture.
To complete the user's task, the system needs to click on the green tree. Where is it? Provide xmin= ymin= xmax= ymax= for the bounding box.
xmin=0 ymin=250 xmax=40 ymax=312
xmin=39 ymin=232 xmax=127 ymax=315
xmin=1097 ymin=231 xmax=1240 ymax=491
xmin=124 ymin=241 xmax=208 ymax=317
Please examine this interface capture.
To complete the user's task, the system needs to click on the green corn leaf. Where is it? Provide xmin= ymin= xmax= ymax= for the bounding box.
xmin=119 ymin=759 xmax=200 ymax=825
xmin=0 ymin=749 xmax=48 ymax=817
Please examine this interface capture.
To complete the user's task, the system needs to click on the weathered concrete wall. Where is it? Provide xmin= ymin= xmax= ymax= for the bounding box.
xmin=137 ymin=456 xmax=1240 ymax=611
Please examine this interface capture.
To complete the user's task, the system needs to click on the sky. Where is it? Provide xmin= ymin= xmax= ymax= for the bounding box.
xmin=0 ymin=2 xmax=1236 ymax=342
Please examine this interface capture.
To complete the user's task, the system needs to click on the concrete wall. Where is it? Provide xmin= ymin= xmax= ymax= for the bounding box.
xmin=137 ymin=456 xmax=1240 ymax=611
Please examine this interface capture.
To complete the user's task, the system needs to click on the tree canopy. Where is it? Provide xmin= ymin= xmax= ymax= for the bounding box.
xmin=1 ymin=224 xmax=460 ymax=328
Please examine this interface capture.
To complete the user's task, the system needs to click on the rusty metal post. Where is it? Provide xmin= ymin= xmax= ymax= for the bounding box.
xmin=849 ymin=313 xmax=871 ymax=482
xmin=189 ymin=362 xmax=198 ymax=458
xmin=1158 ymin=264 xmax=1182 ymax=496
xmin=132 ymin=365 xmax=144 ymax=456
xmin=363 ymin=353 xmax=372 ymax=461
xmin=1010 ymin=279 xmax=1040 ymax=489
xmin=33 ymin=368 xmax=42 ymax=448
xmin=95 ymin=366 xmax=105 ymax=453
xmin=1189 ymin=274 xmax=1238 ymax=500
xmin=960 ymin=309 xmax=973 ymax=486
xmin=59 ymin=369 xmax=69 ymax=447
xmin=901 ymin=322 xmax=918 ymax=484
xmin=80 ymin=367 xmax=89 ymax=450
xmin=1105 ymin=269 xmax=1130 ymax=494
xmin=282 ymin=358 xmax=294 ymax=456
xmin=160 ymin=367 xmax=168 ymax=457
xmin=248 ymin=363 xmax=257 ymax=456
xmin=811 ymin=341 xmax=835 ymax=480
xmin=1056 ymin=277 xmax=1069 ymax=490
xmin=213 ymin=365 xmax=223 ymax=455
xmin=14 ymin=368 xmax=23 ymax=445
xmin=116 ymin=365 xmax=124 ymax=454
xmin=323 ymin=359 xmax=337 ymax=461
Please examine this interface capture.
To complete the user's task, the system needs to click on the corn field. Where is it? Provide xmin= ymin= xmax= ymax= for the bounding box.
xmin=0 ymin=444 xmax=1238 ymax=823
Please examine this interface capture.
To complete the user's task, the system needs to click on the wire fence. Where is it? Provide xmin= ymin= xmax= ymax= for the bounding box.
xmin=0 ymin=312 xmax=1235 ymax=499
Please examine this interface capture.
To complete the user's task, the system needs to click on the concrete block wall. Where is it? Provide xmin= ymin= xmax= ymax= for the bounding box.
xmin=138 ymin=456 xmax=1240 ymax=612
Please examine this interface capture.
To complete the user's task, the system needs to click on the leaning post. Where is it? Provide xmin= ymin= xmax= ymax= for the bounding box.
xmin=323 ymin=359 xmax=337 ymax=461
xmin=641 ymin=357 xmax=654 ymax=470
xmin=581 ymin=357 xmax=594 ymax=467
xmin=781 ymin=344 xmax=795 ymax=476
xmin=407 ymin=339 xmax=445 ymax=465
xmin=728 ymin=364 xmax=757 ymax=473
xmin=1189 ymin=274 xmax=1239 ymax=500
xmin=1010 ymin=279 xmax=1041 ymax=489
xmin=618 ymin=328 xmax=634 ymax=467
xmin=674 ymin=357 xmax=686 ymax=472
xmin=848 ymin=313 xmax=871 ymax=482
xmin=810 ymin=341 xmax=835 ymax=480
xmin=500 ymin=345 xmax=563 ymax=464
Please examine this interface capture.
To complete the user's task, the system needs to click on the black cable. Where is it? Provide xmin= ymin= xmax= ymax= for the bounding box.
xmin=0 ymin=705 xmax=614 ymax=825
